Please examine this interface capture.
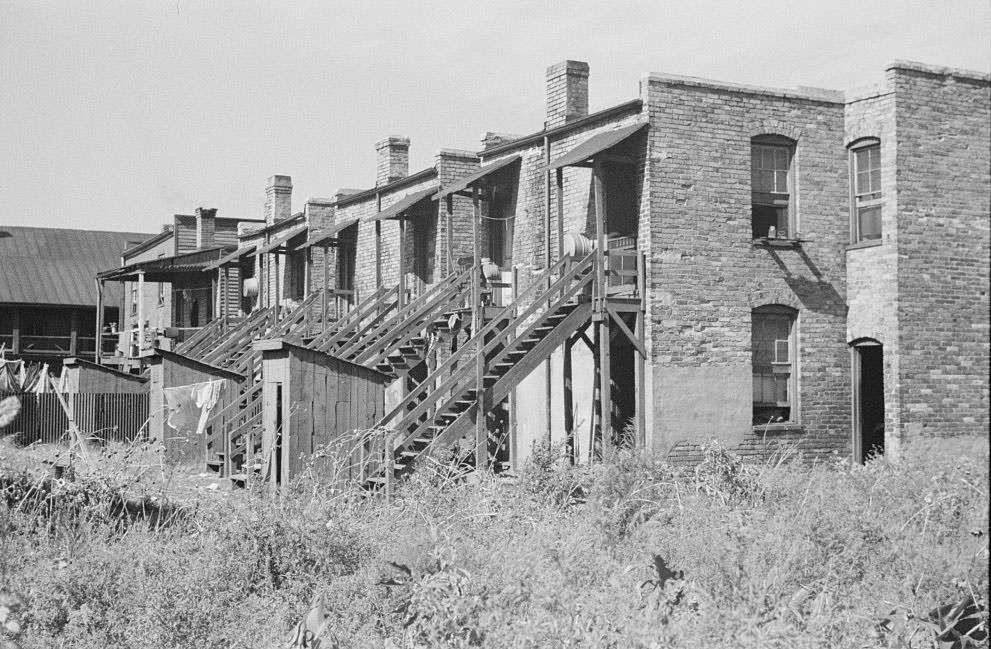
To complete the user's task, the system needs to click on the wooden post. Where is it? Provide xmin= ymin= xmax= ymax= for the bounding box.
xmin=563 ymin=335 xmax=575 ymax=464
xmin=556 ymin=167 xmax=565 ymax=263
xmin=509 ymin=265 xmax=518 ymax=470
xmin=322 ymin=243 xmax=330 ymax=331
xmin=222 ymin=267 xmax=229 ymax=328
xmin=136 ymin=270 xmax=145 ymax=352
xmin=93 ymin=280 xmax=102 ymax=364
xmin=636 ymin=251 xmax=646 ymax=447
xmin=274 ymin=253 xmax=281 ymax=317
xmin=398 ymin=217 xmax=407 ymax=310
xmin=446 ymin=194 xmax=454 ymax=277
xmin=592 ymin=160 xmax=611 ymax=460
xmin=471 ymin=186 xmax=486 ymax=471
xmin=69 ymin=309 xmax=78 ymax=357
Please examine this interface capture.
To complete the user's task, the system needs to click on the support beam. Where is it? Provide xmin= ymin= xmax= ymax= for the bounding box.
xmin=93 ymin=282 xmax=103 ymax=363
xmin=556 ymin=167 xmax=565 ymax=264
xmin=606 ymin=303 xmax=647 ymax=359
xmin=446 ymin=195 xmax=454 ymax=277
xmin=471 ymin=186 xmax=486 ymax=470
xmin=592 ymin=160 xmax=612 ymax=460
xmin=322 ymin=243 xmax=329 ymax=330
xmin=136 ymin=270 xmax=145 ymax=353
xmin=69 ymin=309 xmax=78 ymax=357
xmin=398 ymin=218 xmax=407 ymax=310
xmin=563 ymin=335 xmax=575 ymax=464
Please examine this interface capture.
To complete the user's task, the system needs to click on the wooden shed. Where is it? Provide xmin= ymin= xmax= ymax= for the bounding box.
xmin=61 ymin=357 xmax=149 ymax=442
xmin=144 ymin=349 xmax=245 ymax=465
xmin=254 ymin=339 xmax=390 ymax=487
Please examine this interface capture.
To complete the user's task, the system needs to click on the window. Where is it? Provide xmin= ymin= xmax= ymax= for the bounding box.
xmin=751 ymin=136 xmax=795 ymax=239
xmin=851 ymin=140 xmax=882 ymax=242
xmin=752 ymin=305 xmax=797 ymax=425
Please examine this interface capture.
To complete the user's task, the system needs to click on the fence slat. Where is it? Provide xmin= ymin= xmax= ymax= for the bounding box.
xmin=0 ymin=390 xmax=149 ymax=445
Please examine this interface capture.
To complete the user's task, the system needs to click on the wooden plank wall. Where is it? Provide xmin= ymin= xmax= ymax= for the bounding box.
xmin=263 ymin=343 xmax=387 ymax=486
xmin=147 ymin=352 xmax=240 ymax=466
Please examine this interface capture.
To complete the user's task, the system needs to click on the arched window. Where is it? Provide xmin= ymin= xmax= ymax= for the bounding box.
xmin=849 ymin=138 xmax=882 ymax=243
xmin=751 ymin=135 xmax=796 ymax=240
xmin=752 ymin=304 xmax=797 ymax=425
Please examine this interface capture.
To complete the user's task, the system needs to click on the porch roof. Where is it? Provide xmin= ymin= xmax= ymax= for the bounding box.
xmin=435 ymin=155 xmax=521 ymax=199
xmin=202 ymin=244 xmax=257 ymax=271
xmin=363 ymin=185 xmax=439 ymax=223
xmin=295 ymin=218 xmax=360 ymax=251
xmin=97 ymin=247 xmax=231 ymax=283
xmin=251 ymin=225 xmax=308 ymax=256
xmin=544 ymin=122 xmax=647 ymax=171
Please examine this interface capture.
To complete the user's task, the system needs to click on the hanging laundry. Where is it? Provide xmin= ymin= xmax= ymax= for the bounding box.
xmin=163 ymin=380 xmax=225 ymax=439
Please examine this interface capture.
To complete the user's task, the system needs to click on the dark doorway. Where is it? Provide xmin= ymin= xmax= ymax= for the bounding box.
xmin=855 ymin=342 xmax=884 ymax=462
xmin=609 ymin=313 xmax=638 ymax=449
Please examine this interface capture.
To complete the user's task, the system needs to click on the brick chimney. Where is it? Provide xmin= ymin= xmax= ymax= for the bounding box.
xmin=195 ymin=207 xmax=217 ymax=249
xmin=546 ymin=60 xmax=589 ymax=128
xmin=265 ymin=175 xmax=293 ymax=226
xmin=375 ymin=136 xmax=410 ymax=186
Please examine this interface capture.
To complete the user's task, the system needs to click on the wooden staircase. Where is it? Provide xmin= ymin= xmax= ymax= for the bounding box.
xmin=364 ymin=253 xmax=595 ymax=488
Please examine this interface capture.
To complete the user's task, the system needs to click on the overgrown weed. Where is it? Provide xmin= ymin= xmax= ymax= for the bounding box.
xmin=0 ymin=434 xmax=986 ymax=648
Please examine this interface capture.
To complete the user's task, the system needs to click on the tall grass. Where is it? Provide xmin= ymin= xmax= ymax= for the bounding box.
xmin=0 ymin=435 xmax=987 ymax=648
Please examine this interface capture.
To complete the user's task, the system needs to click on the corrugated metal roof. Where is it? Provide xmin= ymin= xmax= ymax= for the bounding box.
xmin=0 ymin=226 xmax=155 ymax=307
xmin=98 ymin=247 xmax=231 ymax=282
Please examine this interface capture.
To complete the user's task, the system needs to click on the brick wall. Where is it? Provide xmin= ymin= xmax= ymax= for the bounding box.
xmin=643 ymin=74 xmax=851 ymax=462
xmin=891 ymin=63 xmax=991 ymax=442
xmin=844 ymin=86 xmax=903 ymax=446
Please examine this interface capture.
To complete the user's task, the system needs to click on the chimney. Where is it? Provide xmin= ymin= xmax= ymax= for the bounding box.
xmin=546 ymin=60 xmax=589 ymax=128
xmin=195 ymin=207 xmax=217 ymax=249
xmin=265 ymin=175 xmax=293 ymax=225
xmin=375 ymin=136 xmax=410 ymax=186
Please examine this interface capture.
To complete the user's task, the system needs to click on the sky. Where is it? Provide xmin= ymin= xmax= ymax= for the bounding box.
xmin=1 ymin=1 xmax=989 ymax=234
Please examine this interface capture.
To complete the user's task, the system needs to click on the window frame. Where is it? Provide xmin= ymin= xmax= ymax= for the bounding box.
xmin=751 ymin=135 xmax=797 ymax=241
xmin=849 ymin=138 xmax=882 ymax=244
xmin=752 ymin=304 xmax=799 ymax=426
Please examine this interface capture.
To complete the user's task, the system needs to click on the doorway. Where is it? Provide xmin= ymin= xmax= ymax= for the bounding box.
xmin=853 ymin=341 xmax=884 ymax=463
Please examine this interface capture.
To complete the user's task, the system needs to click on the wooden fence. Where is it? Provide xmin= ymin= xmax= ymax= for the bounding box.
xmin=0 ymin=391 xmax=149 ymax=445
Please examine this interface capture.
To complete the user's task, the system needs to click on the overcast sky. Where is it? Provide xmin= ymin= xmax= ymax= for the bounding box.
xmin=2 ymin=1 xmax=988 ymax=234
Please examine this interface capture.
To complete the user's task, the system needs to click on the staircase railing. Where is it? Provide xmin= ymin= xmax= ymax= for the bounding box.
xmin=175 ymin=318 xmax=226 ymax=357
xmin=349 ymin=268 xmax=472 ymax=366
xmin=373 ymin=254 xmax=581 ymax=440
xmin=268 ymin=289 xmax=327 ymax=341
xmin=310 ymin=286 xmax=399 ymax=356
xmin=305 ymin=286 xmax=385 ymax=350
xmin=386 ymin=254 xmax=594 ymax=455
xmin=200 ymin=307 xmax=275 ymax=366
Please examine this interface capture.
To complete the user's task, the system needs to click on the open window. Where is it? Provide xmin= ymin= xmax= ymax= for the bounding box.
xmin=751 ymin=135 xmax=796 ymax=240
xmin=752 ymin=305 xmax=797 ymax=425
xmin=850 ymin=138 xmax=882 ymax=243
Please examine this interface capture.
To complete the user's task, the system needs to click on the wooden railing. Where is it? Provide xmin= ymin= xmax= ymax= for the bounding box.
xmin=389 ymin=254 xmax=594 ymax=456
xmin=307 ymin=286 xmax=400 ymax=355
xmin=375 ymin=254 xmax=581 ymax=440
xmin=344 ymin=268 xmax=472 ymax=365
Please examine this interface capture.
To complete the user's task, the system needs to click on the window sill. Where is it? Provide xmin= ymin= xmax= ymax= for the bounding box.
xmin=845 ymin=239 xmax=882 ymax=251
xmin=753 ymin=237 xmax=804 ymax=249
xmin=752 ymin=423 xmax=804 ymax=434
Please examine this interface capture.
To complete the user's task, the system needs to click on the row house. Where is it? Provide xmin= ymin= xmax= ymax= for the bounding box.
xmin=133 ymin=58 xmax=987 ymax=487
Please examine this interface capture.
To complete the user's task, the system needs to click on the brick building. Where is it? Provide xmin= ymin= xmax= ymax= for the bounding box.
xmin=147 ymin=58 xmax=987 ymax=481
